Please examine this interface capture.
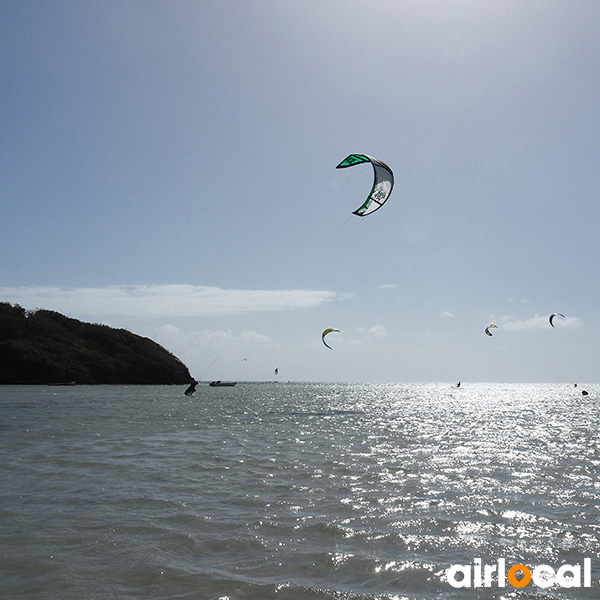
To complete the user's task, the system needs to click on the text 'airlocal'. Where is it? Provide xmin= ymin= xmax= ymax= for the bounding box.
xmin=446 ymin=558 xmax=592 ymax=589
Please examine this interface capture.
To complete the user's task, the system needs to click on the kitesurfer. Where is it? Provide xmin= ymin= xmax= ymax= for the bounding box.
xmin=184 ymin=379 xmax=198 ymax=396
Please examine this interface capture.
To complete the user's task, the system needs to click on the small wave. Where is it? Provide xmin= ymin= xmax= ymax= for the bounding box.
xmin=288 ymin=410 xmax=364 ymax=417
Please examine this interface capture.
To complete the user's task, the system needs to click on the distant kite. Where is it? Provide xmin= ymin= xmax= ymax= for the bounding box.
xmin=336 ymin=154 xmax=394 ymax=217
xmin=485 ymin=324 xmax=498 ymax=337
xmin=549 ymin=313 xmax=565 ymax=328
xmin=322 ymin=328 xmax=341 ymax=350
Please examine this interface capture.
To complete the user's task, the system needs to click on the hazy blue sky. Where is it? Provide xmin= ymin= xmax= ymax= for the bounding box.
xmin=2 ymin=0 xmax=599 ymax=382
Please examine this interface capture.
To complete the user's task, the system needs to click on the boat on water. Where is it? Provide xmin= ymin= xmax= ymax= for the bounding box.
xmin=48 ymin=381 xmax=77 ymax=386
xmin=209 ymin=381 xmax=237 ymax=387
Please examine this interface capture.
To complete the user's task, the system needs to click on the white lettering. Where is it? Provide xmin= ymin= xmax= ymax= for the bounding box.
xmin=532 ymin=565 xmax=555 ymax=589
xmin=447 ymin=564 xmax=471 ymax=588
xmin=473 ymin=558 xmax=483 ymax=587
xmin=584 ymin=558 xmax=591 ymax=587
xmin=483 ymin=563 xmax=497 ymax=587
xmin=446 ymin=558 xmax=592 ymax=589
xmin=498 ymin=558 xmax=506 ymax=587
xmin=556 ymin=564 xmax=581 ymax=588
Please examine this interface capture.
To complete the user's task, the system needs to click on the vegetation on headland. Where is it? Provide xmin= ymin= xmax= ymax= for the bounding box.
xmin=0 ymin=302 xmax=192 ymax=384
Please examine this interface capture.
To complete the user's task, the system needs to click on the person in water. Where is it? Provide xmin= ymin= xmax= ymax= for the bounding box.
xmin=184 ymin=379 xmax=198 ymax=396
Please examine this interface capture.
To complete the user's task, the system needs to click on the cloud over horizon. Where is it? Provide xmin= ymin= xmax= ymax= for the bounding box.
xmin=439 ymin=311 xmax=456 ymax=319
xmin=499 ymin=314 xmax=583 ymax=331
xmin=0 ymin=284 xmax=338 ymax=319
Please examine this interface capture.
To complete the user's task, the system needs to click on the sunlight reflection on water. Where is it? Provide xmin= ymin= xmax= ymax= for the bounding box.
xmin=0 ymin=382 xmax=598 ymax=599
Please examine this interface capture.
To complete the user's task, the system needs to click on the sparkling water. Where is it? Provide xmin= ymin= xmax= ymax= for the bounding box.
xmin=1 ymin=382 xmax=598 ymax=599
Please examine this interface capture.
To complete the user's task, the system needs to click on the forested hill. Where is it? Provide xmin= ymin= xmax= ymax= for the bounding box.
xmin=0 ymin=302 xmax=192 ymax=384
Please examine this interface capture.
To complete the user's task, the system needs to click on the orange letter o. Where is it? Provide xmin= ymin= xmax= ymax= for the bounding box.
xmin=507 ymin=564 xmax=531 ymax=588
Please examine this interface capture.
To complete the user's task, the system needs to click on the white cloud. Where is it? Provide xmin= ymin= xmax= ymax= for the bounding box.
xmin=153 ymin=324 xmax=272 ymax=350
xmin=0 ymin=284 xmax=337 ymax=318
xmin=439 ymin=311 xmax=455 ymax=319
xmin=368 ymin=324 xmax=388 ymax=338
xmin=239 ymin=330 xmax=272 ymax=343
xmin=354 ymin=324 xmax=388 ymax=339
xmin=379 ymin=283 xmax=399 ymax=289
xmin=499 ymin=314 xmax=582 ymax=331
xmin=151 ymin=324 xmax=276 ymax=377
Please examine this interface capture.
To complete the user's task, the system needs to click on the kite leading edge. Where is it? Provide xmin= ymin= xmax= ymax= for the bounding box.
xmin=322 ymin=328 xmax=341 ymax=350
xmin=336 ymin=154 xmax=394 ymax=217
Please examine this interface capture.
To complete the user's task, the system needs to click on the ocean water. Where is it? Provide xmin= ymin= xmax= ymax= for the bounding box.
xmin=1 ymin=382 xmax=599 ymax=600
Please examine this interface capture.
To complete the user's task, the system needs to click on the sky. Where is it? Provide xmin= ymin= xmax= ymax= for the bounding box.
xmin=1 ymin=0 xmax=599 ymax=383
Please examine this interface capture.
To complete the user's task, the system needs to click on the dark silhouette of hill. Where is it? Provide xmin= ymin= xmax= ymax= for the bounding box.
xmin=0 ymin=302 xmax=192 ymax=384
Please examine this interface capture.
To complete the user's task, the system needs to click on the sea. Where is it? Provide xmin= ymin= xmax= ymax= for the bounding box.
xmin=1 ymin=382 xmax=599 ymax=600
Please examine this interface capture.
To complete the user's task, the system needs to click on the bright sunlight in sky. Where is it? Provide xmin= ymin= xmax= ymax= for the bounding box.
xmin=1 ymin=0 xmax=599 ymax=382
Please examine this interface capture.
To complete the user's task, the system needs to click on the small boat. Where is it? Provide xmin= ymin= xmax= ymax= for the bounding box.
xmin=48 ymin=381 xmax=77 ymax=386
xmin=209 ymin=380 xmax=237 ymax=387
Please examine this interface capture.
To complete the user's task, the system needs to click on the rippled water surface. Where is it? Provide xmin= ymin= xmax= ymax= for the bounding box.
xmin=1 ymin=383 xmax=599 ymax=599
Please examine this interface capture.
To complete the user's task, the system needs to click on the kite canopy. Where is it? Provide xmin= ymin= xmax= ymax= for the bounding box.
xmin=485 ymin=324 xmax=498 ymax=337
xmin=322 ymin=328 xmax=340 ymax=350
xmin=549 ymin=313 xmax=565 ymax=327
xmin=336 ymin=154 xmax=394 ymax=217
